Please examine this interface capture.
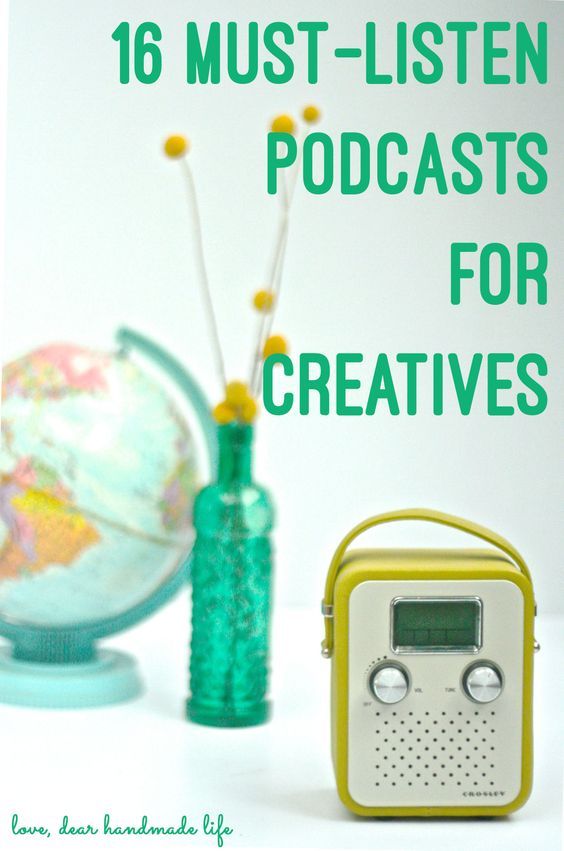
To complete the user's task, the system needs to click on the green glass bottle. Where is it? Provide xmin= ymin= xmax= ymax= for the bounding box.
xmin=187 ymin=422 xmax=274 ymax=727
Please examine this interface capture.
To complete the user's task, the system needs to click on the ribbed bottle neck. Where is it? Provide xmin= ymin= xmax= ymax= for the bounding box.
xmin=217 ymin=423 xmax=253 ymax=486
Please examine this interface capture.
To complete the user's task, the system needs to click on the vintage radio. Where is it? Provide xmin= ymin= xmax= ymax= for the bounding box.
xmin=322 ymin=509 xmax=537 ymax=817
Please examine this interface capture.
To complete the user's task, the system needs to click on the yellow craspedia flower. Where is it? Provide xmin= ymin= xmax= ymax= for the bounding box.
xmin=213 ymin=401 xmax=236 ymax=425
xmin=225 ymin=380 xmax=249 ymax=408
xmin=240 ymin=397 xmax=258 ymax=424
xmin=263 ymin=334 xmax=288 ymax=359
xmin=271 ymin=114 xmax=296 ymax=135
xmin=164 ymin=134 xmax=189 ymax=158
xmin=253 ymin=289 xmax=275 ymax=312
xmin=302 ymin=104 xmax=321 ymax=124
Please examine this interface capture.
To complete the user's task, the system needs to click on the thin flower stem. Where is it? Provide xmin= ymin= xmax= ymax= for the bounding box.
xmin=180 ymin=157 xmax=227 ymax=391
xmin=249 ymin=210 xmax=289 ymax=387
xmin=287 ymin=126 xmax=305 ymax=205
xmin=249 ymin=175 xmax=289 ymax=393
xmin=249 ymin=130 xmax=304 ymax=396
xmin=252 ymin=224 xmax=288 ymax=398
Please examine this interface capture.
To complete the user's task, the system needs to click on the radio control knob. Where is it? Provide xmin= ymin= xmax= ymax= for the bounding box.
xmin=463 ymin=663 xmax=503 ymax=703
xmin=369 ymin=664 xmax=409 ymax=704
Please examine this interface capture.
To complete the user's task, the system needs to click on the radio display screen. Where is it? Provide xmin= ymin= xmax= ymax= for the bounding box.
xmin=392 ymin=598 xmax=482 ymax=652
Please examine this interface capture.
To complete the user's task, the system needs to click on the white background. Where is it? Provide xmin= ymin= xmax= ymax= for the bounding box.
xmin=0 ymin=2 xmax=563 ymax=850
xmin=2 ymin=0 xmax=563 ymax=613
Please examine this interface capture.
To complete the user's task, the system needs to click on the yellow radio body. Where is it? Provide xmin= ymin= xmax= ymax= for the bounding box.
xmin=322 ymin=509 xmax=536 ymax=817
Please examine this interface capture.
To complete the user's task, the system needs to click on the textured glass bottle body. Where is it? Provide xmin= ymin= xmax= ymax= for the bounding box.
xmin=187 ymin=423 xmax=274 ymax=727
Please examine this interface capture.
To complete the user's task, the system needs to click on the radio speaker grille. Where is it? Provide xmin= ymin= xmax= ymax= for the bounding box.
xmin=373 ymin=707 xmax=498 ymax=791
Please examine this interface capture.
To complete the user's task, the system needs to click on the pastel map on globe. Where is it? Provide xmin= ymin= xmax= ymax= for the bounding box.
xmin=0 ymin=344 xmax=200 ymax=627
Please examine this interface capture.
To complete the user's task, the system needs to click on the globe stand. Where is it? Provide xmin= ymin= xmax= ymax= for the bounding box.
xmin=0 ymin=646 xmax=142 ymax=708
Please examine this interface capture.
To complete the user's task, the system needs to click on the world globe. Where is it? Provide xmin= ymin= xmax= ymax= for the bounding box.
xmin=0 ymin=329 xmax=214 ymax=707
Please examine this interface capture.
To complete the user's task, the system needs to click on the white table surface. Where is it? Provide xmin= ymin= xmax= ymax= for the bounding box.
xmin=0 ymin=599 xmax=562 ymax=851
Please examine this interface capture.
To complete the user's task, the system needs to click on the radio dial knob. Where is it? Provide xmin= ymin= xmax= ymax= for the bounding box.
xmin=463 ymin=663 xmax=503 ymax=703
xmin=369 ymin=664 xmax=409 ymax=704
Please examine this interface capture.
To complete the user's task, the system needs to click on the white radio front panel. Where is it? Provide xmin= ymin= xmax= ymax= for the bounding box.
xmin=347 ymin=580 xmax=524 ymax=808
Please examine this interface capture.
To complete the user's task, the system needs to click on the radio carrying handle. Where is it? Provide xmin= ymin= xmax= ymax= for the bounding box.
xmin=321 ymin=508 xmax=534 ymax=658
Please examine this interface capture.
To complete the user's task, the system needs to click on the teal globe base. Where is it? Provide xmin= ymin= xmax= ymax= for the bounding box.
xmin=186 ymin=698 xmax=271 ymax=728
xmin=0 ymin=648 xmax=142 ymax=709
